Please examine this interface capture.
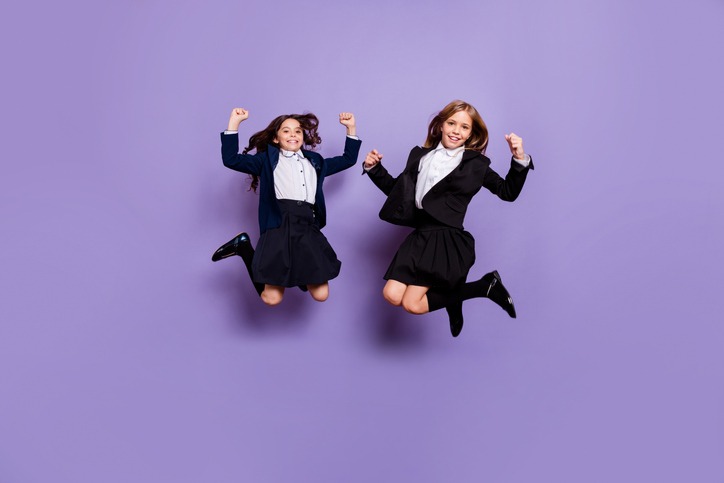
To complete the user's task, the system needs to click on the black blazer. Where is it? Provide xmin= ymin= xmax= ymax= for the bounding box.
xmin=366 ymin=146 xmax=533 ymax=229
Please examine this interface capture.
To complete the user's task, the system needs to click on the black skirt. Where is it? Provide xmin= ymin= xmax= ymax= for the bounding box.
xmin=252 ymin=199 xmax=341 ymax=287
xmin=384 ymin=210 xmax=475 ymax=290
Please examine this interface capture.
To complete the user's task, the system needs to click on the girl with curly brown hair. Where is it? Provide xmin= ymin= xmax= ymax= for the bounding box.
xmin=213 ymin=108 xmax=361 ymax=306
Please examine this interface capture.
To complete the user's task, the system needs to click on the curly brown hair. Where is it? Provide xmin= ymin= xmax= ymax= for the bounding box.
xmin=243 ymin=113 xmax=322 ymax=192
xmin=423 ymin=100 xmax=489 ymax=153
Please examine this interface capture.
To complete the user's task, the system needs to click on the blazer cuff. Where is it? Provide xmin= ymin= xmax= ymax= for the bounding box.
xmin=362 ymin=162 xmax=381 ymax=176
xmin=511 ymin=154 xmax=534 ymax=172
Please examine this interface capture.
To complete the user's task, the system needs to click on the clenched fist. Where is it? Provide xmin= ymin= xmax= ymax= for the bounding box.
xmin=339 ymin=112 xmax=356 ymax=136
xmin=363 ymin=149 xmax=383 ymax=169
xmin=228 ymin=108 xmax=249 ymax=131
xmin=504 ymin=132 xmax=526 ymax=160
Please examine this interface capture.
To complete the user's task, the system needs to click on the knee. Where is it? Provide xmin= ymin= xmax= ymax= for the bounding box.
xmin=309 ymin=286 xmax=329 ymax=302
xmin=383 ymin=286 xmax=403 ymax=306
xmin=261 ymin=291 xmax=283 ymax=306
xmin=402 ymin=298 xmax=426 ymax=315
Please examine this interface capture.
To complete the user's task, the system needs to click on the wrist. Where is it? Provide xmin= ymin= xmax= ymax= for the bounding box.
xmin=346 ymin=127 xmax=356 ymax=136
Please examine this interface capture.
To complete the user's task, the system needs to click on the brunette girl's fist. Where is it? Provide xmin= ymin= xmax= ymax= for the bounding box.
xmin=363 ymin=149 xmax=383 ymax=169
xmin=228 ymin=108 xmax=249 ymax=129
xmin=339 ymin=112 xmax=355 ymax=127
xmin=505 ymin=132 xmax=525 ymax=159
xmin=339 ymin=112 xmax=356 ymax=136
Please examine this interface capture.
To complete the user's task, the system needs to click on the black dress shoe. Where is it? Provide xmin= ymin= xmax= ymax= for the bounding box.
xmin=483 ymin=270 xmax=516 ymax=318
xmin=211 ymin=233 xmax=251 ymax=262
xmin=446 ymin=302 xmax=464 ymax=337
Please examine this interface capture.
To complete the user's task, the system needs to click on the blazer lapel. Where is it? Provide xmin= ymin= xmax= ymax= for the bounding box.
xmin=408 ymin=146 xmax=434 ymax=184
xmin=266 ymin=144 xmax=280 ymax=170
xmin=420 ymin=149 xmax=480 ymax=204
xmin=302 ymin=149 xmax=321 ymax=172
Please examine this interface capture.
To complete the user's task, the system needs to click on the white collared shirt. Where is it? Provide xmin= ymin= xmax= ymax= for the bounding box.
xmin=415 ymin=142 xmax=465 ymax=208
xmin=274 ymin=149 xmax=317 ymax=204
xmin=221 ymin=132 xmax=361 ymax=205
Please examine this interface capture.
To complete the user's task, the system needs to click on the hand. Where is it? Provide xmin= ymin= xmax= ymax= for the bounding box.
xmin=228 ymin=108 xmax=249 ymax=130
xmin=339 ymin=112 xmax=356 ymax=136
xmin=505 ymin=132 xmax=526 ymax=160
xmin=363 ymin=149 xmax=382 ymax=169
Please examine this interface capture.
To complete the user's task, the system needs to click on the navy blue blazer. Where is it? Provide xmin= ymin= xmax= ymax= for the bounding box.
xmin=220 ymin=133 xmax=361 ymax=233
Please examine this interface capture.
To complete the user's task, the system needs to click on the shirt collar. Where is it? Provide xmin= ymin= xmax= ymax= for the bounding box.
xmin=280 ymin=149 xmax=305 ymax=159
xmin=434 ymin=142 xmax=464 ymax=157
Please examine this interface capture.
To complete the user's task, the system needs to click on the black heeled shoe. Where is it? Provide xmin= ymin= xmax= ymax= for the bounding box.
xmin=212 ymin=232 xmax=264 ymax=296
xmin=211 ymin=233 xmax=251 ymax=262
xmin=483 ymin=270 xmax=516 ymax=318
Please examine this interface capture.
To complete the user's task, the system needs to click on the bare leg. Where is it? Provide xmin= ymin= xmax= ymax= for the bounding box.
xmin=307 ymin=283 xmax=329 ymax=302
xmin=383 ymin=280 xmax=407 ymax=306
xmin=401 ymin=285 xmax=431 ymax=315
xmin=261 ymin=285 xmax=285 ymax=306
xmin=388 ymin=281 xmax=462 ymax=336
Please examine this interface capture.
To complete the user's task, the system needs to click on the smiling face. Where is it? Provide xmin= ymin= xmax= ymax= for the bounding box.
xmin=274 ymin=118 xmax=304 ymax=152
xmin=440 ymin=110 xmax=473 ymax=149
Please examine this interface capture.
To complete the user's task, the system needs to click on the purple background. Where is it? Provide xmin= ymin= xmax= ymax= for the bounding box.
xmin=2 ymin=0 xmax=724 ymax=481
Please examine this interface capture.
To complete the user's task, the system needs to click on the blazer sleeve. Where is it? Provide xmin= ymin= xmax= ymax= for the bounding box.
xmin=322 ymin=136 xmax=362 ymax=176
xmin=482 ymin=156 xmax=535 ymax=202
xmin=220 ymin=132 xmax=264 ymax=175
xmin=364 ymin=162 xmax=400 ymax=196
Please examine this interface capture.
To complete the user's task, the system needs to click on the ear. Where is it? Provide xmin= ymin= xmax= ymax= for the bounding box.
xmin=273 ymin=136 xmax=279 ymax=144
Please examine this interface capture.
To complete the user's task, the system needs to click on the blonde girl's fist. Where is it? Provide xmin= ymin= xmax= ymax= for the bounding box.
xmin=363 ymin=149 xmax=382 ymax=169
xmin=505 ymin=132 xmax=525 ymax=159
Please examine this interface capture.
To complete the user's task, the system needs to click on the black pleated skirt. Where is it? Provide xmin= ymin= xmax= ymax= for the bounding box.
xmin=252 ymin=199 xmax=341 ymax=287
xmin=384 ymin=210 xmax=475 ymax=290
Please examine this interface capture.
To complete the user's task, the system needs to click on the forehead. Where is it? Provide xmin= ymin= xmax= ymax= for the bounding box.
xmin=447 ymin=110 xmax=473 ymax=125
xmin=279 ymin=118 xmax=302 ymax=130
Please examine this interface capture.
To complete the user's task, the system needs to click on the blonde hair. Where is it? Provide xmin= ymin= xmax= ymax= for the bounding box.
xmin=424 ymin=100 xmax=488 ymax=153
